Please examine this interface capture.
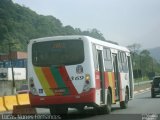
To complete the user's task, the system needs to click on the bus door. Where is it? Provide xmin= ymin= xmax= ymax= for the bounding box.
xmin=97 ymin=50 xmax=105 ymax=104
xmin=112 ymin=54 xmax=120 ymax=101
xmin=127 ymin=56 xmax=133 ymax=98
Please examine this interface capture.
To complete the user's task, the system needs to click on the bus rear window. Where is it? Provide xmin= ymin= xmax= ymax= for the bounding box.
xmin=32 ymin=40 xmax=84 ymax=66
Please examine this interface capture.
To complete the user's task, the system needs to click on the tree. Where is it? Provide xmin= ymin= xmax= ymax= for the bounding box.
xmin=140 ymin=50 xmax=153 ymax=78
xmin=127 ymin=44 xmax=142 ymax=78
xmin=127 ymin=44 xmax=160 ymax=80
xmin=0 ymin=0 xmax=107 ymax=52
xmin=127 ymin=43 xmax=141 ymax=54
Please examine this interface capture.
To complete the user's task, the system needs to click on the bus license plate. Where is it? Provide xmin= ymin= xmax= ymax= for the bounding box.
xmin=54 ymin=88 xmax=65 ymax=93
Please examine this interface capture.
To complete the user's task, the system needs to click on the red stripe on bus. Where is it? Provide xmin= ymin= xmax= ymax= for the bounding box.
xmin=29 ymin=88 xmax=95 ymax=106
xmin=111 ymin=72 xmax=116 ymax=102
xmin=58 ymin=66 xmax=78 ymax=95
xmin=95 ymin=71 xmax=101 ymax=89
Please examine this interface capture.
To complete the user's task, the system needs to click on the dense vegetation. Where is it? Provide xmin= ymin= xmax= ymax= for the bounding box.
xmin=0 ymin=0 xmax=106 ymax=53
xmin=127 ymin=44 xmax=160 ymax=80
xmin=0 ymin=0 xmax=159 ymax=80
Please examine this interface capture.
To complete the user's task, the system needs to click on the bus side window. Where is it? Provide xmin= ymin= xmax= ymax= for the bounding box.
xmin=123 ymin=53 xmax=129 ymax=72
xmin=118 ymin=51 xmax=122 ymax=72
xmin=118 ymin=51 xmax=129 ymax=73
xmin=103 ymin=48 xmax=113 ymax=71
xmin=92 ymin=44 xmax=99 ymax=71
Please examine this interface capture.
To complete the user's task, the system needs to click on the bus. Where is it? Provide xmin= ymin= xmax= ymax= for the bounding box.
xmin=27 ymin=35 xmax=134 ymax=114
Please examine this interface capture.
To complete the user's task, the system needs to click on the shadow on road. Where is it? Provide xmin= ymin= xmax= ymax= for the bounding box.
xmin=63 ymin=111 xmax=96 ymax=120
xmin=111 ymin=106 xmax=121 ymax=112
xmin=62 ymin=108 xmax=111 ymax=119
xmin=63 ymin=107 xmax=122 ymax=119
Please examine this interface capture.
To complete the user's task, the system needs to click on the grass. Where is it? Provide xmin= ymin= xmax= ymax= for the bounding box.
xmin=134 ymin=76 xmax=150 ymax=83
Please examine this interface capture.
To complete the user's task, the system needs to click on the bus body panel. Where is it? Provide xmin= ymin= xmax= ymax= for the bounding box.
xmin=27 ymin=35 xmax=134 ymax=108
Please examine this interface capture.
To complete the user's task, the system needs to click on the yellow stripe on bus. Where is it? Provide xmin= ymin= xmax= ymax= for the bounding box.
xmin=34 ymin=67 xmax=53 ymax=96
xmin=108 ymin=72 xmax=113 ymax=88
xmin=108 ymin=72 xmax=115 ymax=103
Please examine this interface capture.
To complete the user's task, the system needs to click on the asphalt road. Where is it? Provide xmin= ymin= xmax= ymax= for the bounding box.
xmin=111 ymin=91 xmax=160 ymax=114
xmin=33 ymin=90 xmax=160 ymax=120
xmin=1 ymin=90 xmax=160 ymax=120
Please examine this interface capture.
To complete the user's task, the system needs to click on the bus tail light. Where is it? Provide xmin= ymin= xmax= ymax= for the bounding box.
xmin=29 ymin=77 xmax=38 ymax=95
xmin=83 ymin=74 xmax=90 ymax=92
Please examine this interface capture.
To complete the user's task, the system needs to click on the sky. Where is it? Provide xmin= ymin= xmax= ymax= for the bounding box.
xmin=12 ymin=0 xmax=160 ymax=49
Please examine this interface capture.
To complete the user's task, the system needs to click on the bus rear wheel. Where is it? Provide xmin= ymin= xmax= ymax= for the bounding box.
xmin=98 ymin=90 xmax=112 ymax=114
xmin=104 ymin=90 xmax=112 ymax=114
xmin=120 ymin=89 xmax=129 ymax=109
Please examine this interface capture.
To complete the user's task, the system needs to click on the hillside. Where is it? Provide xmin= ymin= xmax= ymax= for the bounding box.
xmin=0 ymin=0 xmax=106 ymax=53
xmin=149 ymin=47 xmax=160 ymax=62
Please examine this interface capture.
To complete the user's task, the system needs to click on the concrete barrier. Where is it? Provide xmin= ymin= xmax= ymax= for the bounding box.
xmin=4 ymin=95 xmax=18 ymax=111
xmin=17 ymin=93 xmax=30 ymax=105
xmin=0 ymin=94 xmax=31 ymax=113
xmin=0 ymin=97 xmax=7 ymax=112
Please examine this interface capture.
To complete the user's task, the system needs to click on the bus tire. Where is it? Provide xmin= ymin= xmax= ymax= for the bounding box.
xmin=105 ymin=90 xmax=112 ymax=114
xmin=120 ymin=89 xmax=129 ymax=109
xmin=99 ymin=90 xmax=112 ymax=114
xmin=50 ymin=106 xmax=68 ymax=115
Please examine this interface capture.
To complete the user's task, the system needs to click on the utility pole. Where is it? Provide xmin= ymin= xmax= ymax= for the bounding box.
xmin=8 ymin=42 xmax=16 ymax=95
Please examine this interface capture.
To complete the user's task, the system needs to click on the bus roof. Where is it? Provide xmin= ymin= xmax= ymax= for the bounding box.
xmin=29 ymin=35 xmax=130 ymax=53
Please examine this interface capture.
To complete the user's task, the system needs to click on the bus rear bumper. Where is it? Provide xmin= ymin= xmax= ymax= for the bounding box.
xmin=29 ymin=88 xmax=96 ymax=108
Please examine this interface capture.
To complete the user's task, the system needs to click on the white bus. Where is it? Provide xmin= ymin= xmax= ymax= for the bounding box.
xmin=27 ymin=35 xmax=134 ymax=114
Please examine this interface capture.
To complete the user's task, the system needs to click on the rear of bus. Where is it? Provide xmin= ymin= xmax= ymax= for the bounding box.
xmin=28 ymin=36 xmax=96 ymax=111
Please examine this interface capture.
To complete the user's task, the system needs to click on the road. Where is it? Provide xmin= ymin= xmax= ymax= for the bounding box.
xmin=34 ymin=90 xmax=160 ymax=120
xmin=1 ymin=90 xmax=160 ymax=120
xmin=111 ymin=91 xmax=160 ymax=114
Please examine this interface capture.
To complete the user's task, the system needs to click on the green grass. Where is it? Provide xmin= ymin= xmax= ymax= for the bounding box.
xmin=134 ymin=76 xmax=150 ymax=83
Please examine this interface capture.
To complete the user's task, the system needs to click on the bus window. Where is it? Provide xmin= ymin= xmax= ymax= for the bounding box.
xmin=103 ymin=48 xmax=113 ymax=71
xmin=92 ymin=44 xmax=99 ymax=70
xmin=32 ymin=40 xmax=84 ymax=67
xmin=118 ymin=51 xmax=128 ymax=73
xmin=122 ymin=53 xmax=128 ymax=72
xmin=118 ymin=52 xmax=123 ymax=72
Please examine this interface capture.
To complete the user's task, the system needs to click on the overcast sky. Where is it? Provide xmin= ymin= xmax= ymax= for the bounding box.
xmin=13 ymin=0 xmax=160 ymax=49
